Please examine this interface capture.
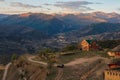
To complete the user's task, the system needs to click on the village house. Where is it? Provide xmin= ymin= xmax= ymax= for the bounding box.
xmin=104 ymin=61 xmax=120 ymax=80
xmin=108 ymin=45 xmax=120 ymax=58
xmin=80 ymin=39 xmax=100 ymax=51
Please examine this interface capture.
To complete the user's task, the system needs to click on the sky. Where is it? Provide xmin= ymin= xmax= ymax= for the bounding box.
xmin=0 ymin=0 xmax=120 ymax=14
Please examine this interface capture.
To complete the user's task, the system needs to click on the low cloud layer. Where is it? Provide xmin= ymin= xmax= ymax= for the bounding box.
xmin=11 ymin=2 xmax=42 ymax=8
xmin=53 ymin=1 xmax=97 ymax=11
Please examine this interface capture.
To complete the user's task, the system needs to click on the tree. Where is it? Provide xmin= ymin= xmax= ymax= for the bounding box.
xmin=11 ymin=54 xmax=18 ymax=62
xmin=46 ymin=54 xmax=57 ymax=75
xmin=37 ymin=48 xmax=57 ymax=75
xmin=37 ymin=48 xmax=54 ymax=59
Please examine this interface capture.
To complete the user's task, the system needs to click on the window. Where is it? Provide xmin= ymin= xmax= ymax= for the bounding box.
xmin=110 ymin=72 xmax=112 ymax=75
xmin=113 ymin=73 xmax=115 ymax=75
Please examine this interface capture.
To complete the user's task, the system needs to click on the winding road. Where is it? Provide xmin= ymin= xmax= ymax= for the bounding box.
xmin=28 ymin=56 xmax=64 ymax=80
xmin=28 ymin=56 xmax=104 ymax=67
xmin=1 ymin=55 xmax=108 ymax=80
xmin=28 ymin=56 xmax=108 ymax=80
xmin=28 ymin=56 xmax=47 ymax=66
xmin=2 ymin=62 xmax=12 ymax=80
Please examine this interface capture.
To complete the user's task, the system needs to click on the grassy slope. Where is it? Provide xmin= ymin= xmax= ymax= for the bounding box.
xmin=5 ymin=50 xmax=110 ymax=80
xmin=35 ymin=50 xmax=109 ymax=64
xmin=60 ymin=50 xmax=109 ymax=63
xmin=45 ymin=50 xmax=110 ymax=80
xmin=6 ymin=56 xmax=47 ymax=80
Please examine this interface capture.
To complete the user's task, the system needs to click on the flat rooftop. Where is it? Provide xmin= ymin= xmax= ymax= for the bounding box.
xmin=106 ymin=67 xmax=120 ymax=71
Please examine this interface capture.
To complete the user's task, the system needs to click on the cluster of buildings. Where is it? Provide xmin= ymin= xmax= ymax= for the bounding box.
xmin=104 ymin=45 xmax=120 ymax=80
xmin=80 ymin=39 xmax=120 ymax=80
xmin=104 ymin=61 xmax=120 ymax=80
xmin=104 ymin=62 xmax=120 ymax=80
xmin=108 ymin=45 xmax=120 ymax=58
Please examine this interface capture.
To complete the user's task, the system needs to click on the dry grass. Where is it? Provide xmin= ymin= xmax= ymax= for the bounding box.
xmin=61 ymin=58 xmax=108 ymax=80
xmin=5 ymin=50 xmax=110 ymax=80
xmin=6 ymin=56 xmax=47 ymax=80
xmin=60 ymin=50 xmax=109 ymax=63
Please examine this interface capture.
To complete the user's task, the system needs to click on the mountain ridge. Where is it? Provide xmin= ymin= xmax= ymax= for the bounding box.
xmin=0 ymin=12 xmax=120 ymax=54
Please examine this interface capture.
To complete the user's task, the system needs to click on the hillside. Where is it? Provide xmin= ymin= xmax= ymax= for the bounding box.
xmin=0 ymin=12 xmax=120 ymax=35
xmin=83 ymin=23 xmax=120 ymax=35
xmin=78 ymin=32 xmax=120 ymax=40
xmin=0 ymin=12 xmax=119 ymax=56
xmin=6 ymin=56 xmax=47 ymax=80
xmin=0 ymin=13 xmax=72 ymax=35
xmin=0 ymin=25 xmax=47 ymax=54
xmin=1 ymin=51 xmax=111 ymax=80
xmin=64 ymin=23 xmax=120 ymax=43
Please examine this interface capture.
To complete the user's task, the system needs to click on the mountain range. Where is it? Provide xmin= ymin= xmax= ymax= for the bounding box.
xmin=1 ymin=12 xmax=120 ymax=34
xmin=0 ymin=12 xmax=120 ymax=54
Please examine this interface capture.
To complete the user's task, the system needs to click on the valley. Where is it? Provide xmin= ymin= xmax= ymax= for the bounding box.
xmin=0 ymin=12 xmax=120 ymax=80
xmin=0 ymin=12 xmax=120 ymax=56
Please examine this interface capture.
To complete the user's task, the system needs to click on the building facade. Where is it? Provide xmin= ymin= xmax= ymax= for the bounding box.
xmin=80 ymin=40 xmax=99 ymax=51
xmin=107 ymin=45 xmax=120 ymax=58
xmin=108 ymin=51 xmax=120 ymax=57
xmin=104 ymin=62 xmax=120 ymax=80
xmin=104 ymin=70 xmax=120 ymax=80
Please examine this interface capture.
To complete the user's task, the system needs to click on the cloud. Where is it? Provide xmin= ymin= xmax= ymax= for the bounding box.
xmin=0 ymin=0 xmax=5 ymax=2
xmin=44 ymin=3 xmax=51 ymax=6
xmin=10 ymin=2 xmax=42 ymax=8
xmin=2 ymin=10 xmax=27 ymax=14
xmin=53 ymin=1 xmax=97 ymax=11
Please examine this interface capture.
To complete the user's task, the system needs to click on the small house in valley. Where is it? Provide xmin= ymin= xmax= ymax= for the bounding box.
xmin=80 ymin=39 xmax=100 ymax=51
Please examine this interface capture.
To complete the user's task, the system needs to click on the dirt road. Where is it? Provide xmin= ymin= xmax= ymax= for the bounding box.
xmin=28 ymin=56 xmax=47 ymax=66
xmin=65 ymin=56 xmax=107 ymax=66
xmin=2 ymin=63 xmax=12 ymax=80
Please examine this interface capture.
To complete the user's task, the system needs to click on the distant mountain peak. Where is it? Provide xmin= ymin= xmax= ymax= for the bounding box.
xmin=18 ymin=13 xmax=55 ymax=20
xmin=19 ymin=13 xmax=31 ymax=17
